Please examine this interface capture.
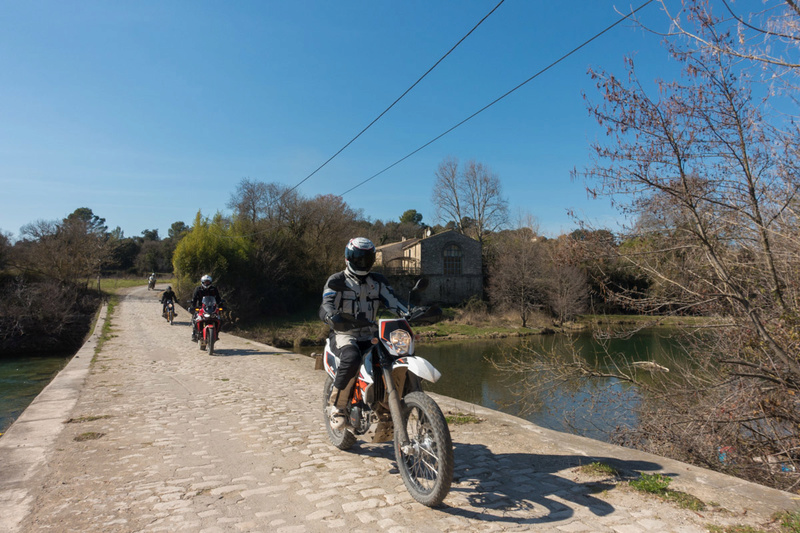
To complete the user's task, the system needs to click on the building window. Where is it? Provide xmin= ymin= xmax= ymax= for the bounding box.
xmin=443 ymin=244 xmax=462 ymax=275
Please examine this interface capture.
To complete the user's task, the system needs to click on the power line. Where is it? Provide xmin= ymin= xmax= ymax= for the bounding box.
xmin=225 ymin=1 xmax=506 ymax=239
xmin=338 ymin=0 xmax=656 ymax=198
xmin=283 ymin=0 xmax=506 ymax=197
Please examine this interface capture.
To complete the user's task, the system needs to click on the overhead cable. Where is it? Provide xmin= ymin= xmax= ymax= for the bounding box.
xmin=338 ymin=0 xmax=656 ymax=197
xmin=284 ymin=0 xmax=507 ymax=196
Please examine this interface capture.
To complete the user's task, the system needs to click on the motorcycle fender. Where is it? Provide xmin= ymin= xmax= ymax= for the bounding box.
xmin=358 ymin=350 xmax=375 ymax=385
xmin=204 ymin=325 xmax=214 ymax=340
xmin=395 ymin=356 xmax=442 ymax=383
xmin=323 ymin=341 xmax=338 ymax=379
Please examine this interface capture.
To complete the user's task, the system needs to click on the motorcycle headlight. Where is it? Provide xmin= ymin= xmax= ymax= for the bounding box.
xmin=389 ymin=329 xmax=412 ymax=355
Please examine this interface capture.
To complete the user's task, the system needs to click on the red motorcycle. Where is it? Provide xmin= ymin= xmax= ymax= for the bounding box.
xmin=194 ymin=296 xmax=222 ymax=354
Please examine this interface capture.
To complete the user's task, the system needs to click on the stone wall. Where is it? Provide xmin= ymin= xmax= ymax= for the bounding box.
xmin=420 ymin=231 xmax=483 ymax=306
xmin=380 ymin=230 xmax=483 ymax=306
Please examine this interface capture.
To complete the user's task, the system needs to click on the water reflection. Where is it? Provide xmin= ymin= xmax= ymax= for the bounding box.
xmin=0 ymin=354 xmax=71 ymax=433
xmin=419 ymin=329 xmax=684 ymax=441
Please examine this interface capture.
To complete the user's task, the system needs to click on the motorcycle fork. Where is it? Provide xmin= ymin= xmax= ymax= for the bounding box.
xmin=380 ymin=351 xmax=410 ymax=451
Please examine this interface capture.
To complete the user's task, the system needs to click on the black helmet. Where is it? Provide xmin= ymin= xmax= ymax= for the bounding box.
xmin=345 ymin=237 xmax=375 ymax=277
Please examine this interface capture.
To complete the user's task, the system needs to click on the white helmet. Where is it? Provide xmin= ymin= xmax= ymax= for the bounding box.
xmin=345 ymin=237 xmax=376 ymax=277
xmin=201 ymin=275 xmax=212 ymax=287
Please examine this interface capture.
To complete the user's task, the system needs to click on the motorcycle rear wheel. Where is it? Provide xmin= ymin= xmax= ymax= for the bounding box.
xmin=322 ymin=375 xmax=356 ymax=450
xmin=394 ymin=391 xmax=453 ymax=507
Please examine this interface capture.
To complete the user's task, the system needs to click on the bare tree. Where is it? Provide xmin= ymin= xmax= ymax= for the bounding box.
xmin=17 ymin=208 xmax=110 ymax=285
xmin=570 ymin=13 xmax=800 ymax=488
xmin=544 ymin=263 xmax=589 ymax=326
xmin=493 ymin=3 xmax=800 ymax=490
xmin=431 ymin=157 xmax=463 ymax=231
xmin=650 ymin=0 xmax=800 ymax=71
xmin=431 ymin=157 xmax=508 ymax=245
xmin=488 ymin=216 xmax=547 ymax=327
xmin=227 ymin=178 xmax=270 ymax=225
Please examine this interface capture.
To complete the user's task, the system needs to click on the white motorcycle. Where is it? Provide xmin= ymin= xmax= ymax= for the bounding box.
xmin=321 ymin=279 xmax=453 ymax=507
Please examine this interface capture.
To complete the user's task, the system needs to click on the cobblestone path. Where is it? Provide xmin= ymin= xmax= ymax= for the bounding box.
xmin=13 ymin=286 xmax=790 ymax=532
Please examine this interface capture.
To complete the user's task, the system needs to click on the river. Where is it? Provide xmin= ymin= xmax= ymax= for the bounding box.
xmin=0 ymin=353 xmax=72 ymax=434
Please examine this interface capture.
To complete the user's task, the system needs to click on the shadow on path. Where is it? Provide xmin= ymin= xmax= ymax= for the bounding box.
xmin=211 ymin=347 xmax=289 ymax=357
xmin=435 ymin=442 xmax=663 ymax=525
xmin=337 ymin=438 xmax=665 ymax=525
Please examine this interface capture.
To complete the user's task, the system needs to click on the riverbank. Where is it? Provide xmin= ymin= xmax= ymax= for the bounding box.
xmin=229 ymin=308 xmax=714 ymax=349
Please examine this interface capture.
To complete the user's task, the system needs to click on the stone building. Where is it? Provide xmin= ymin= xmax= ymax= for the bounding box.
xmin=375 ymin=230 xmax=482 ymax=306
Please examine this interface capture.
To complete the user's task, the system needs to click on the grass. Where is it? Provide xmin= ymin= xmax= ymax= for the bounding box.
xmin=579 ymin=461 xmax=620 ymax=477
xmin=708 ymin=514 xmax=800 ymax=533
xmin=629 ymin=472 xmax=706 ymax=511
xmin=630 ymin=472 xmax=672 ymax=493
xmin=416 ymin=321 xmax=545 ymax=339
xmin=66 ymin=415 xmax=111 ymax=423
xmin=576 ymin=314 xmax=718 ymax=327
xmin=445 ymin=413 xmax=483 ymax=425
xmin=74 ymin=432 xmax=104 ymax=442
xmin=777 ymin=511 xmax=800 ymax=533
xmin=97 ymin=276 xmax=177 ymax=296
xmin=707 ymin=527 xmax=768 ymax=533
xmin=94 ymin=293 xmax=120 ymax=359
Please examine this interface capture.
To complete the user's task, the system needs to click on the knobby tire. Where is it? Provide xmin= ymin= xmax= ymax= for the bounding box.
xmin=394 ymin=391 xmax=453 ymax=507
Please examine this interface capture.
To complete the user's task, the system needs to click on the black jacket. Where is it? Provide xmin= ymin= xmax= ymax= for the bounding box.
xmin=160 ymin=289 xmax=178 ymax=304
xmin=191 ymin=285 xmax=223 ymax=309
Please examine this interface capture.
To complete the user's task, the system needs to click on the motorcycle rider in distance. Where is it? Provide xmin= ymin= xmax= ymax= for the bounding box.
xmin=319 ymin=237 xmax=408 ymax=430
xmin=160 ymin=285 xmax=179 ymax=317
xmin=190 ymin=275 xmax=224 ymax=341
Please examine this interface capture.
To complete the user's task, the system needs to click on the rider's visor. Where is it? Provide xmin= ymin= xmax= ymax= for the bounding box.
xmin=348 ymin=248 xmax=375 ymax=271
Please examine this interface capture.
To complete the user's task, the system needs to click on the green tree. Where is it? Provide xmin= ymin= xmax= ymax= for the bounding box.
xmin=141 ymin=228 xmax=159 ymax=241
xmin=172 ymin=211 xmax=253 ymax=302
xmin=168 ymin=221 xmax=189 ymax=240
xmin=399 ymin=209 xmax=423 ymax=225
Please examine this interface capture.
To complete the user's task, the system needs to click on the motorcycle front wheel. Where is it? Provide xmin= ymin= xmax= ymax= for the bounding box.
xmin=206 ymin=331 xmax=215 ymax=355
xmin=394 ymin=391 xmax=454 ymax=507
xmin=168 ymin=309 xmax=174 ymax=324
xmin=322 ymin=375 xmax=356 ymax=450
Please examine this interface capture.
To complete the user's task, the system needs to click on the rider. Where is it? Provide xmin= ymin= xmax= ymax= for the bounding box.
xmin=160 ymin=285 xmax=179 ymax=317
xmin=190 ymin=275 xmax=224 ymax=341
xmin=319 ymin=237 xmax=408 ymax=430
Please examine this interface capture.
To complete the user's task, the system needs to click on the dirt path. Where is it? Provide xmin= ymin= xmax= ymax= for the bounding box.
xmin=6 ymin=286 xmax=797 ymax=532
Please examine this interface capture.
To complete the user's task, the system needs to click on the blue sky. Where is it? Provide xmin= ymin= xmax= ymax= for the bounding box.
xmin=1 ymin=0 xmax=680 ymax=240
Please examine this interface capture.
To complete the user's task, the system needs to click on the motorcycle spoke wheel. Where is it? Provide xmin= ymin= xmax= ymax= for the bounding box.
xmin=322 ymin=375 xmax=356 ymax=450
xmin=394 ymin=392 xmax=453 ymax=507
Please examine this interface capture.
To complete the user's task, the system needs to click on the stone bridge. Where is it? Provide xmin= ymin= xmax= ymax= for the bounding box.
xmin=0 ymin=285 xmax=796 ymax=532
